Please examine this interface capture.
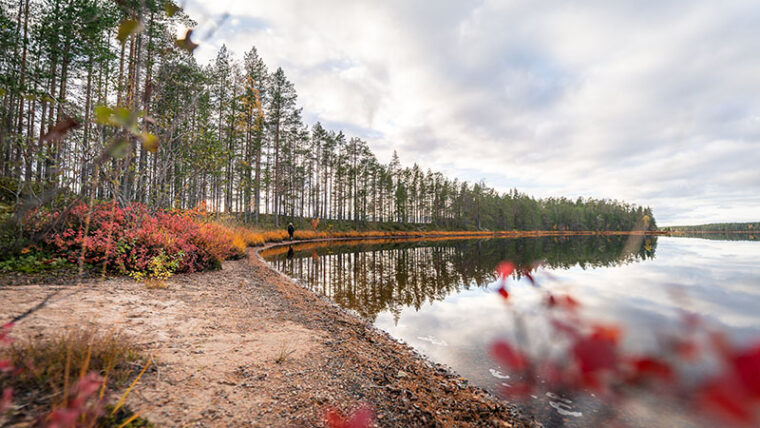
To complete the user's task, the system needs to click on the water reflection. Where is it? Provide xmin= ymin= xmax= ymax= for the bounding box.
xmin=263 ymin=235 xmax=657 ymax=322
xmin=263 ymin=235 xmax=760 ymax=426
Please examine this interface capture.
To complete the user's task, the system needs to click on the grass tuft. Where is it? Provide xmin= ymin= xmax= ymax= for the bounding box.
xmin=0 ymin=328 xmax=146 ymax=424
xmin=274 ymin=342 xmax=296 ymax=364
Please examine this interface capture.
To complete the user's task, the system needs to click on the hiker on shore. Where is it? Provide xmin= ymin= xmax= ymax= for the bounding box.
xmin=287 ymin=222 xmax=295 ymax=241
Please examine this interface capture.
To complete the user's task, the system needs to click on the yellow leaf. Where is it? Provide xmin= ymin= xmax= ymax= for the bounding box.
xmin=141 ymin=132 xmax=159 ymax=152
xmin=114 ymin=107 xmax=133 ymax=127
xmin=116 ymin=19 xmax=142 ymax=45
xmin=94 ymin=105 xmax=113 ymax=125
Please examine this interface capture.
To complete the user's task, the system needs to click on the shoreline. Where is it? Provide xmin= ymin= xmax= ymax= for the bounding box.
xmin=1 ymin=241 xmax=537 ymax=426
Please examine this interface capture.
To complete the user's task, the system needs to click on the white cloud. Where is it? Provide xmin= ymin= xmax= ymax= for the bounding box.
xmin=184 ymin=0 xmax=760 ymax=225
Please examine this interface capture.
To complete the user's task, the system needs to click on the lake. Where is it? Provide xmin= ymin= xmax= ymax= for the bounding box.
xmin=262 ymin=234 xmax=760 ymax=426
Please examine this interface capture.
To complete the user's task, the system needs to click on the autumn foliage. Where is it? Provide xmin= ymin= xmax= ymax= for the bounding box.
xmin=24 ymin=202 xmax=245 ymax=274
xmin=490 ymin=260 xmax=760 ymax=426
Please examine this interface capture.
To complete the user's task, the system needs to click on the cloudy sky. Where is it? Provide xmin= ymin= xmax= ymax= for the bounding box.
xmin=183 ymin=0 xmax=760 ymax=226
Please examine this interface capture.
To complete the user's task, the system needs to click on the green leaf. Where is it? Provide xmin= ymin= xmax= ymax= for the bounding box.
xmin=164 ymin=1 xmax=181 ymax=17
xmin=0 ymin=88 xmax=5 ymax=97
xmin=116 ymin=19 xmax=142 ymax=45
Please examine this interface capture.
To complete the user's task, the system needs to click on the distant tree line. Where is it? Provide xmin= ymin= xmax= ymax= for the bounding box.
xmin=0 ymin=0 xmax=656 ymax=231
xmin=663 ymin=222 xmax=758 ymax=232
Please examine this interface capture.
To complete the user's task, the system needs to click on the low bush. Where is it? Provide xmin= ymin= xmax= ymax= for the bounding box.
xmin=0 ymin=247 xmax=74 ymax=274
xmin=23 ymin=202 xmax=244 ymax=275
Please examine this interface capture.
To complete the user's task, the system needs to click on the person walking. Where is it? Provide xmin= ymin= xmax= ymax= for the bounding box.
xmin=287 ymin=222 xmax=295 ymax=241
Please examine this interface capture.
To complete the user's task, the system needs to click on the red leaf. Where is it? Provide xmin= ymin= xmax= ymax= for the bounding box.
xmin=731 ymin=343 xmax=760 ymax=398
xmin=563 ymin=295 xmax=580 ymax=309
xmin=629 ymin=357 xmax=674 ymax=383
xmin=490 ymin=341 xmax=527 ymax=371
xmin=498 ymin=286 xmax=509 ymax=299
xmin=46 ymin=408 xmax=79 ymax=428
xmin=591 ymin=325 xmax=622 ymax=345
xmin=546 ymin=294 xmax=580 ymax=310
xmin=324 ymin=404 xmax=375 ymax=428
xmin=573 ymin=334 xmax=618 ymax=374
xmin=0 ymin=322 xmax=13 ymax=346
xmin=524 ymin=271 xmax=536 ymax=285
xmin=347 ymin=405 xmax=375 ymax=428
xmin=324 ymin=406 xmax=347 ymax=428
xmin=550 ymin=319 xmax=580 ymax=339
xmin=547 ymin=294 xmax=556 ymax=307
xmin=496 ymin=261 xmax=515 ymax=279
xmin=697 ymin=377 xmax=753 ymax=424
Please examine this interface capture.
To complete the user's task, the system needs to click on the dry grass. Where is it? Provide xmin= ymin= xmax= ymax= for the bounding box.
xmin=144 ymin=279 xmax=168 ymax=289
xmin=1 ymin=328 xmax=147 ymax=422
xmin=274 ymin=342 xmax=296 ymax=364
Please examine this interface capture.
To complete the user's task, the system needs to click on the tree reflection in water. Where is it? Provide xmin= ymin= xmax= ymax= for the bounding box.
xmin=263 ymin=235 xmax=657 ymax=322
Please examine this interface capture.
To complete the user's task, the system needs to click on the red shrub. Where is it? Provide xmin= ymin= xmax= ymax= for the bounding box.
xmin=27 ymin=202 xmax=242 ymax=274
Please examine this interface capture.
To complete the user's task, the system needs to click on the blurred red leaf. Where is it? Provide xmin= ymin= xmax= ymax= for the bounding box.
xmin=47 ymin=407 xmax=79 ymax=428
xmin=731 ymin=343 xmax=760 ymax=398
xmin=591 ymin=325 xmax=622 ymax=345
xmin=496 ymin=261 xmax=515 ymax=279
xmin=324 ymin=404 xmax=375 ymax=428
xmin=547 ymin=294 xmax=556 ymax=307
xmin=498 ymin=286 xmax=509 ymax=299
xmin=546 ymin=294 xmax=580 ymax=310
xmin=324 ymin=407 xmax=345 ymax=428
xmin=564 ymin=295 xmax=580 ymax=308
xmin=490 ymin=341 xmax=527 ymax=371
xmin=524 ymin=271 xmax=536 ymax=285
xmin=551 ymin=319 xmax=580 ymax=339
xmin=573 ymin=333 xmax=618 ymax=374
xmin=697 ymin=377 xmax=753 ymax=425
xmin=0 ymin=322 xmax=13 ymax=346
xmin=629 ymin=357 xmax=674 ymax=383
xmin=500 ymin=381 xmax=534 ymax=397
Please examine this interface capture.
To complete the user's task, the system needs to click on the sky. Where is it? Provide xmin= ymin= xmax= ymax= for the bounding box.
xmin=182 ymin=0 xmax=760 ymax=226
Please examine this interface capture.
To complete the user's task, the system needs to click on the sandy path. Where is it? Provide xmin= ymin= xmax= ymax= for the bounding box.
xmin=0 ymin=245 xmax=534 ymax=427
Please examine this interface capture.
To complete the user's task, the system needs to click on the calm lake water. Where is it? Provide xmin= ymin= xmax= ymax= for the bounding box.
xmin=262 ymin=234 xmax=760 ymax=427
